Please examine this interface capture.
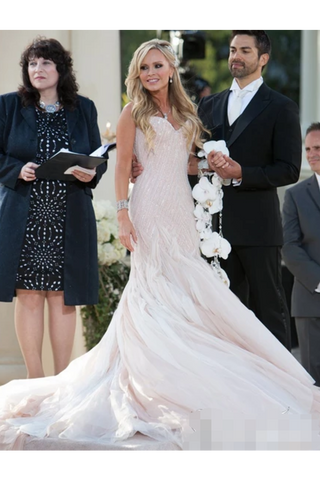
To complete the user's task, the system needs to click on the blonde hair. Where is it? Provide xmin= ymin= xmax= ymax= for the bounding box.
xmin=125 ymin=38 xmax=208 ymax=150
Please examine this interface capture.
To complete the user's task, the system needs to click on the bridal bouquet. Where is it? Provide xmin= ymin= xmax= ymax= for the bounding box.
xmin=192 ymin=141 xmax=231 ymax=287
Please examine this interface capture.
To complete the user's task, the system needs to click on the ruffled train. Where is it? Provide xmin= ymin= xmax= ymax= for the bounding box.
xmin=1 ymin=228 xmax=320 ymax=450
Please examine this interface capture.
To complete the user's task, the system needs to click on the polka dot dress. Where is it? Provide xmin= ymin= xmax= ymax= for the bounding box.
xmin=15 ymin=108 xmax=69 ymax=291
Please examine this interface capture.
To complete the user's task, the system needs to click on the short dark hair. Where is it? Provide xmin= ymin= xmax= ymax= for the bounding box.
xmin=18 ymin=36 xmax=79 ymax=109
xmin=230 ymin=30 xmax=271 ymax=57
xmin=306 ymin=122 xmax=320 ymax=136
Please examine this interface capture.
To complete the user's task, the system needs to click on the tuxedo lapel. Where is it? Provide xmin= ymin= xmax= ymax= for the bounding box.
xmin=20 ymin=105 xmax=37 ymax=133
xmin=307 ymin=174 xmax=320 ymax=212
xmin=227 ymin=83 xmax=271 ymax=148
xmin=213 ymin=90 xmax=229 ymax=126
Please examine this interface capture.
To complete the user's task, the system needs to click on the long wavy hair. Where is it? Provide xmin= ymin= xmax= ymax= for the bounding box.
xmin=125 ymin=39 xmax=208 ymax=151
xmin=18 ymin=36 xmax=79 ymax=109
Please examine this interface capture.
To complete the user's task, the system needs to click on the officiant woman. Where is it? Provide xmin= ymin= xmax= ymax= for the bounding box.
xmin=0 ymin=36 xmax=107 ymax=378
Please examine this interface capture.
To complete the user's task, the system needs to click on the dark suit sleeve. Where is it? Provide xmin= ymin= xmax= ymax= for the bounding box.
xmin=0 ymin=95 xmax=25 ymax=189
xmin=85 ymin=99 xmax=107 ymax=189
xmin=240 ymin=100 xmax=302 ymax=190
xmin=281 ymin=188 xmax=320 ymax=292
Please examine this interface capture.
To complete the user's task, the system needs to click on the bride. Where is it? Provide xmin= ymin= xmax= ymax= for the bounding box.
xmin=1 ymin=38 xmax=320 ymax=451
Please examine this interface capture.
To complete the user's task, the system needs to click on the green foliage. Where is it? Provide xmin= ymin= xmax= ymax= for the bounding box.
xmin=81 ymin=261 xmax=130 ymax=351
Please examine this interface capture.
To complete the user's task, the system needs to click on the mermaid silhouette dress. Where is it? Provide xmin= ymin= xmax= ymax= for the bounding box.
xmin=1 ymin=117 xmax=320 ymax=450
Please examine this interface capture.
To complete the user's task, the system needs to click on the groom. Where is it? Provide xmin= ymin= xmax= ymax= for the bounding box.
xmin=192 ymin=30 xmax=302 ymax=349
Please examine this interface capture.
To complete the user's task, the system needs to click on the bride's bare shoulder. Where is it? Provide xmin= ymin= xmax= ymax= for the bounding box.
xmin=117 ymin=103 xmax=135 ymax=139
xmin=121 ymin=102 xmax=133 ymax=116
xmin=118 ymin=102 xmax=134 ymax=125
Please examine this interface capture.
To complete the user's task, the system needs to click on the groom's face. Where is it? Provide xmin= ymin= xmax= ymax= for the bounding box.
xmin=228 ymin=35 xmax=268 ymax=82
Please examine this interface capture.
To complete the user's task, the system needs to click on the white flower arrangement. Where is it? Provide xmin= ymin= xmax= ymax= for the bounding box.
xmin=92 ymin=199 xmax=127 ymax=266
xmin=192 ymin=140 xmax=232 ymax=287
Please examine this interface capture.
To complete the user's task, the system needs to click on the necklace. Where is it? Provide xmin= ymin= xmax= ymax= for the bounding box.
xmin=158 ymin=107 xmax=171 ymax=120
xmin=39 ymin=100 xmax=60 ymax=113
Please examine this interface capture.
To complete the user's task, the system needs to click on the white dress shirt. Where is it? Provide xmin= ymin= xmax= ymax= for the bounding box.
xmin=315 ymin=173 xmax=320 ymax=292
xmin=227 ymin=77 xmax=264 ymax=122
xmin=228 ymin=77 xmax=264 ymax=187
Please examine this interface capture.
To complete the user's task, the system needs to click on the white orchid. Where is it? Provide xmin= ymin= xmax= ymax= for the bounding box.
xmin=192 ymin=144 xmax=231 ymax=286
xmin=198 ymin=140 xmax=230 ymax=169
xmin=200 ymin=232 xmax=231 ymax=260
xmin=203 ymin=140 xmax=229 ymax=157
xmin=192 ymin=176 xmax=223 ymax=214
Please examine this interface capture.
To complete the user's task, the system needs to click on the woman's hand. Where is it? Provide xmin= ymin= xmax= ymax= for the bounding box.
xmin=19 ymin=162 xmax=39 ymax=182
xmin=117 ymin=210 xmax=137 ymax=252
xmin=72 ymin=168 xmax=96 ymax=183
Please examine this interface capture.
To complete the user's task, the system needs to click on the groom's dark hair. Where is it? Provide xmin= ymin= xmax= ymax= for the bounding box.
xmin=230 ymin=30 xmax=271 ymax=58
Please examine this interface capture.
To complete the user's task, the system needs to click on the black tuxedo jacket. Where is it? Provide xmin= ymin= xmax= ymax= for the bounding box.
xmin=197 ymin=83 xmax=302 ymax=246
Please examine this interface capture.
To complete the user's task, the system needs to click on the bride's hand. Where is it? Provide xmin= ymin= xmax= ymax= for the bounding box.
xmin=117 ymin=210 xmax=137 ymax=252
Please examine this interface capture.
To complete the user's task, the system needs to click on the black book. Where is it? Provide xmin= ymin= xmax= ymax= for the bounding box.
xmin=35 ymin=142 xmax=116 ymax=181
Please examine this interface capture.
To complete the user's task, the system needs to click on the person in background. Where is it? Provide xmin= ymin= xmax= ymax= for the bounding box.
xmin=194 ymin=30 xmax=302 ymax=350
xmin=0 ymin=36 xmax=107 ymax=378
xmin=282 ymin=122 xmax=320 ymax=386
xmin=194 ymin=76 xmax=211 ymax=103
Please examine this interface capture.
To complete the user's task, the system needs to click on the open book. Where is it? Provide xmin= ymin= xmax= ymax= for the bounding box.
xmin=35 ymin=142 xmax=116 ymax=181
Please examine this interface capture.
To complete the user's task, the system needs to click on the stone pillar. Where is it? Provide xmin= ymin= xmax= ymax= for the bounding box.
xmin=300 ymin=30 xmax=320 ymax=179
xmin=300 ymin=30 xmax=319 ymax=134
xmin=70 ymin=30 xmax=121 ymax=205
xmin=0 ymin=30 xmax=120 ymax=382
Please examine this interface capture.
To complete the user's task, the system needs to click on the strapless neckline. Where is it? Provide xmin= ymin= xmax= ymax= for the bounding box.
xmin=151 ymin=115 xmax=182 ymax=132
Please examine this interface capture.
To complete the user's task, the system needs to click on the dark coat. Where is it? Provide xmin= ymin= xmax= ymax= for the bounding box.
xmin=0 ymin=92 xmax=108 ymax=305
xmin=282 ymin=175 xmax=320 ymax=317
xmin=197 ymin=83 xmax=302 ymax=246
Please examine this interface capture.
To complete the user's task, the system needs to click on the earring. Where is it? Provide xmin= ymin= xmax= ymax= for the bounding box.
xmin=169 ymin=77 xmax=173 ymax=84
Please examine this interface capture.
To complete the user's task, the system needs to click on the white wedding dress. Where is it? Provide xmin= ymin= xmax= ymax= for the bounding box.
xmin=1 ymin=117 xmax=320 ymax=450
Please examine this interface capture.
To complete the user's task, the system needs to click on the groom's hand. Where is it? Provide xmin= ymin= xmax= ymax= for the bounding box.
xmin=130 ymin=154 xmax=144 ymax=184
xmin=208 ymin=151 xmax=242 ymax=182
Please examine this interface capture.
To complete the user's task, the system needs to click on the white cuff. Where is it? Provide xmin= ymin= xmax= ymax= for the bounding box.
xmin=232 ymin=179 xmax=242 ymax=187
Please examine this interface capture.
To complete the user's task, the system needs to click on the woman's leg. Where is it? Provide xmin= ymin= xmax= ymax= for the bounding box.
xmin=14 ymin=290 xmax=46 ymax=378
xmin=46 ymin=291 xmax=76 ymax=375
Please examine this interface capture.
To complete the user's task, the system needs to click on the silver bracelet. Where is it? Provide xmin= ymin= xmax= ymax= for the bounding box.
xmin=116 ymin=199 xmax=129 ymax=212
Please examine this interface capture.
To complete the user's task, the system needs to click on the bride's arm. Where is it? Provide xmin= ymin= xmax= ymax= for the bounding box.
xmin=188 ymin=143 xmax=200 ymax=175
xmin=188 ymin=145 xmax=200 ymax=188
xmin=115 ymin=103 xmax=138 ymax=252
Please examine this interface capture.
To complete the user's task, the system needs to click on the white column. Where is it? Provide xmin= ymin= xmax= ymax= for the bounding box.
xmin=70 ymin=30 xmax=121 ymax=206
xmin=301 ymin=27 xmax=320 ymax=133
xmin=300 ymin=30 xmax=320 ymax=178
